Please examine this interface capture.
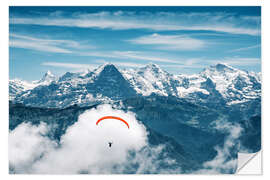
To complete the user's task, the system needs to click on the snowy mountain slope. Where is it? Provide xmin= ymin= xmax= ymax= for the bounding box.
xmin=174 ymin=74 xmax=210 ymax=98
xmin=10 ymin=63 xmax=261 ymax=108
xmin=9 ymin=79 xmax=37 ymax=100
xmin=121 ymin=63 xmax=179 ymax=97
xmin=9 ymin=71 xmax=57 ymax=100
xmin=198 ymin=63 xmax=261 ymax=105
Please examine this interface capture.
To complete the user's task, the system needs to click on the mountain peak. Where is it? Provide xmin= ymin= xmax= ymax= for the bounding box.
xmin=95 ymin=63 xmax=118 ymax=74
xmin=45 ymin=70 xmax=53 ymax=76
xmin=200 ymin=63 xmax=238 ymax=76
xmin=145 ymin=63 xmax=161 ymax=69
xmin=210 ymin=63 xmax=236 ymax=72
xmin=101 ymin=63 xmax=119 ymax=74
xmin=103 ymin=63 xmax=117 ymax=69
xmin=139 ymin=63 xmax=165 ymax=74
xmin=38 ymin=70 xmax=56 ymax=84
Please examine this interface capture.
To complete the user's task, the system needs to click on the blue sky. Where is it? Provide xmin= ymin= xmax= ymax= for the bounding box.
xmin=9 ymin=6 xmax=261 ymax=81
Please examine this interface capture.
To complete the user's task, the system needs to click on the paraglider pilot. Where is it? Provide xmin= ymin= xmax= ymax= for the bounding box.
xmin=108 ymin=142 xmax=113 ymax=148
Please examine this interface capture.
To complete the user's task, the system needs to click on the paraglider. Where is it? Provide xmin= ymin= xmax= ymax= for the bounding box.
xmin=96 ymin=116 xmax=129 ymax=129
xmin=108 ymin=142 xmax=113 ymax=148
xmin=96 ymin=116 xmax=129 ymax=148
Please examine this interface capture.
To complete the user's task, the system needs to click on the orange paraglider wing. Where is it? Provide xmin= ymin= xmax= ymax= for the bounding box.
xmin=96 ymin=116 xmax=129 ymax=128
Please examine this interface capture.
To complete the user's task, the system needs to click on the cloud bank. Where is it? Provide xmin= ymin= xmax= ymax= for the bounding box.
xmin=9 ymin=33 xmax=94 ymax=54
xmin=9 ymin=123 xmax=56 ymax=173
xmin=9 ymin=104 xmax=181 ymax=174
xmin=128 ymin=33 xmax=206 ymax=51
xmin=10 ymin=11 xmax=260 ymax=36
xmin=195 ymin=119 xmax=242 ymax=174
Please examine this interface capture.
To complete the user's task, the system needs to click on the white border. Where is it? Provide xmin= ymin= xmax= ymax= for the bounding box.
xmin=1 ymin=0 xmax=269 ymax=180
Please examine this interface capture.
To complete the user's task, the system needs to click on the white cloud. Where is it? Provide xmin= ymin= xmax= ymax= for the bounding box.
xmin=177 ymin=57 xmax=261 ymax=69
xmin=112 ymin=62 xmax=145 ymax=68
xmin=9 ymin=34 xmax=94 ymax=54
xmin=42 ymin=62 xmax=95 ymax=70
xmin=241 ymin=16 xmax=261 ymax=22
xmin=9 ymin=39 xmax=71 ymax=54
xmin=128 ymin=33 xmax=206 ymax=51
xmin=228 ymin=44 xmax=260 ymax=52
xmin=186 ymin=26 xmax=259 ymax=36
xmin=213 ymin=57 xmax=261 ymax=66
xmin=160 ymin=64 xmax=205 ymax=69
xmin=112 ymin=51 xmax=181 ymax=63
xmin=9 ymin=104 xmax=180 ymax=174
xmin=10 ymin=11 xmax=260 ymax=36
xmin=79 ymin=51 xmax=182 ymax=64
xmin=42 ymin=60 xmax=145 ymax=72
xmin=195 ymin=119 xmax=242 ymax=174
xmin=9 ymin=123 xmax=56 ymax=173
xmin=95 ymin=60 xmax=145 ymax=68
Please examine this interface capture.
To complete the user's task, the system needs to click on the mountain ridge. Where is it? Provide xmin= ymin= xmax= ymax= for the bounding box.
xmin=10 ymin=63 xmax=261 ymax=108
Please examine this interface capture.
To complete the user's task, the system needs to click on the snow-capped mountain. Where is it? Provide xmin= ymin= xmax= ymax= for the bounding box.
xmin=11 ymin=64 xmax=137 ymax=107
xmin=123 ymin=63 xmax=261 ymax=106
xmin=175 ymin=63 xmax=261 ymax=105
xmin=35 ymin=70 xmax=57 ymax=85
xmin=122 ymin=63 xmax=179 ymax=96
xmin=9 ymin=79 xmax=37 ymax=100
xmin=9 ymin=71 xmax=57 ymax=100
xmin=9 ymin=63 xmax=261 ymax=108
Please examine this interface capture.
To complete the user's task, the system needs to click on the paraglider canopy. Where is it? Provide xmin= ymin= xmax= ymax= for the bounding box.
xmin=96 ymin=116 xmax=130 ymax=129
